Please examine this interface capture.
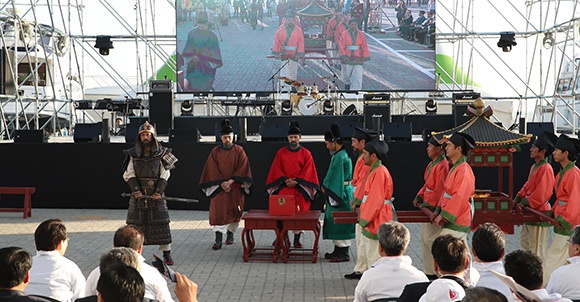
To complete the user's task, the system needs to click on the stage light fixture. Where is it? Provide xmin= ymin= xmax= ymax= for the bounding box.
xmin=425 ymin=99 xmax=437 ymax=114
xmin=180 ymin=100 xmax=193 ymax=116
xmin=497 ymin=32 xmax=516 ymax=52
xmin=94 ymin=35 xmax=113 ymax=55
xmin=543 ymin=32 xmax=555 ymax=49
xmin=323 ymin=100 xmax=334 ymax=115
xmin=281 ymin=100 xmax=292 ymax=116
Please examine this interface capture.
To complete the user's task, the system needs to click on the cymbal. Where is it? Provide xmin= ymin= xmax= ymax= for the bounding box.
xmin=278 ymin=76 xmax=300 ymax=86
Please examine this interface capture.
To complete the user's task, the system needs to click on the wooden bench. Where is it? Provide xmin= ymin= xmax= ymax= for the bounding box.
xmin=0 ymin=187 xmax=35 ymax=219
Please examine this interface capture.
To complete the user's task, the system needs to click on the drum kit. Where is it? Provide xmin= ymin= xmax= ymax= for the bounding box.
xmin=278 ymin=76 xmax=334 ymax=115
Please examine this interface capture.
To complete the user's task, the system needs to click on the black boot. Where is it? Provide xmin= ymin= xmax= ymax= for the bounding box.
xmin=330 ymin=246 xmax=350 ymax=262
xmin=212 ymin=232 xmax=223 ymax=250
xmin=325 ymin=245 xmax=338 ymax=259
xmin=163 ymin=250 xmax=174 ymax=266
xmin=293 ymin=233 xmax=303 ymax=248
xmin=226 ymin=231 xmax=234 ymax=245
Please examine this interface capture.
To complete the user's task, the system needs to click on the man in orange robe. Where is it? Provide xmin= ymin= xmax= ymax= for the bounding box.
xmin=265 ymin=121 xmax=320 ymax=248
xmin=543 ymin=134 xmax=580 ymax=283
xmin=358 ymin=140 xmax=394 ymax=270
xmin=433 ymin=132 xmax=476 ymax=242
xmin=272 ymin=13 xmax=304 ymax=90
xmin=337 ymin=18 xmax=370 ymax=90
xmin=344 ymin=127 xmax=378 ymax=280
xmin=514 ymin=132 xmax=557 ymax=260
xmin=413 ymin=136 xmax=449 ymax=278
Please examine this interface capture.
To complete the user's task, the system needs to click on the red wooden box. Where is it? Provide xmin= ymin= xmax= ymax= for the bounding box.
xmin=269 ymin=195 xmax=296 ymax=216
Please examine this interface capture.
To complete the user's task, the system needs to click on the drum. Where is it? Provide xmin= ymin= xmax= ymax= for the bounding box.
xmin=310 ymin=85 xmax=318 ymax=96
xmin=298 ymin=96 xmax=318 ymax=115
xmin=297 ymin=84 xmax=308 ymax=96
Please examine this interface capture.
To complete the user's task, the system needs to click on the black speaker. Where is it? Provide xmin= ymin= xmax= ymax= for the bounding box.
xmin=149 ymin=91 xmax=174 ymax=135
xmin=73 ymin=122 xmax=102 ymax=143
xmin=169 ymin=128 xmax=200 ymax=143
xmin=125 ymin=117 xmax=149 ymax=143
xmin=452 ymin=104 xmax=471 ymax=126
xmin=384 ymin=122 xmax=412 ymax=142
xmin=526 ymin=122 xmax=554 ymax=137
xmin=260 ymin=122 xmax=288 ymax=142
xmin=364 ymin=104 xmax=390 ymax=130
xmin=14 ymin=130 xmax=48 ymax=143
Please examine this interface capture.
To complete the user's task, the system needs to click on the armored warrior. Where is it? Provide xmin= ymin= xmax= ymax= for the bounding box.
xmin=122 ymin=121 xmax=178 ymax=265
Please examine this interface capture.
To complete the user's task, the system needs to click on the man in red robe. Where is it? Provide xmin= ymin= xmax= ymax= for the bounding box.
xmin=413 ymin=136 xmax=450 ymax=278
xmin=265 ymin=121 xmax=320 ymax=248
xmin=344 ymin=127 xmax=377 ymax=280
xmin=433 ymin=132 xmax=476 ymax=243
xmin=544 ymin=134 xmax=580 ymax=283
xmin=337 ymin=17 xmax=370 ymax=90
xmin=200 ymin=119 xmax=253 ymax=250
xmin=272 ymin=13 xmax=304 ymax=90
xmin=514 ymin=132 xmax=557 ymax=261
xmin=358 ymin=140 xmax=394 ymax=271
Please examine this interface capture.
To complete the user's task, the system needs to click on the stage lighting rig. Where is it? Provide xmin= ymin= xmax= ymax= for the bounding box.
xmin=543 ymin=32 xmax=555 ymax=49
xmin=94 ymin=35 xmax=113 ymax=55
xmin=497 ymin=32 xmax=516 ymax=52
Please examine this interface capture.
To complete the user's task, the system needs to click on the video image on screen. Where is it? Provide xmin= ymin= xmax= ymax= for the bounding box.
xmin=176 ymin=0 xmax=435 ymax=93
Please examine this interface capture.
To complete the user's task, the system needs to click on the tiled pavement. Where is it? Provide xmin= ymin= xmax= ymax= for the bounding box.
xmin=0 ymin=208 xmax=525 ymax=302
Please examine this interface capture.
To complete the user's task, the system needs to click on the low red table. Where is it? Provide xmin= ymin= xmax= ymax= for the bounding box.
xmin=241 ymin=210 xmax=321 ymax=263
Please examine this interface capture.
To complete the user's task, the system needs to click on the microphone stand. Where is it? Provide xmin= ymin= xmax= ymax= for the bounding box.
xmin=268 ymin=59 xmax=290 ymax=110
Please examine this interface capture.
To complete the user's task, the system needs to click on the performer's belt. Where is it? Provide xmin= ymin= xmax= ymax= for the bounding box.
xmin=346 ymin=46 xmax=360 ymax=50
xmin=443 ymin=192 xmax=452 ymax=199
xmin=558 ymin=200 xmax=567 ymax=206
xmin=344 ymin=181 xmax=352 ymax=186
xmin=283 ymin=46 xmax=298 ymax=50
xmin=425 ymin=187 xmax=434 ymax=193
xmin=383 ymin=199 xmax=393 ymax=205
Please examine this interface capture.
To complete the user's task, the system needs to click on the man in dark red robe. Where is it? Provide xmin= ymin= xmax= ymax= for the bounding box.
xmin=200 ymin=119 xmax=253 ymax=250
xmin=265 ymin=121 xmax=320 ymax=248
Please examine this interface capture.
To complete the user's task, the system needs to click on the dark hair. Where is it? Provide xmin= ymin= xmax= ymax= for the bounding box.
xmin=0 ymin=247 xmax=32 ymax=288
xmin=378 ymin=222 xmax=410 ymax=256
xmin=462 ymin=287 xmax=508 ymax=302
xmin=97 ymin=263 xmax=145 ymax=302
xmin=114 ymin=225 xmax=144 ymax=251
xmin=472 ymin=223 xmax=505 ymax=262
xmin=34 ymin=219 xmax=67 ymax=251
xmin=99 ymin=248 xmax=140 ymax=273
xmin=572 ymin=225 xmax=580 ymax=245
xmin=504 ymin=250 xmax=543 ymax=290
xmin=431 ymin=235 xmax=468 ymax=273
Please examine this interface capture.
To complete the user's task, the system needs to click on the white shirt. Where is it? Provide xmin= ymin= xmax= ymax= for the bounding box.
xmin=472 ymin=260 xmax=511 ymax=298
xmin=508 ymin=288 xmax=573 ymax=302
xmin=353 ymin=255 xmax=429 ymax=302
xmin=547 ymin=256 xmax=580 ymax=300
xmin=84 ymin=254 xmax=175 ymax=302
xmin=24 ymin=250 xmax=86 ymax=302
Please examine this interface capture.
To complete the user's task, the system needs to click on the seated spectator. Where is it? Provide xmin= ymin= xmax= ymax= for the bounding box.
xmin=471 ymin=223 xmax=511 ymax=298
xmin=0 ymin=246 xmax=55 ymax=302
xmin=84 ymin=225 xmax=174 ymax=302
xmin=354 ymin=222 xmax=429 ymax=302
xmin=414 ymin=11 xmax=433 ymax=44
xmin=25 ymin=219 xmax=86 ymax=302
xmin=462 ymin=287 xmax=508 ymax=302
xmin=404 ymin=10 xmax=425 ymax=40
xmin=504 ymin=250 xmax=572 ymax=302
xmin=398 ymin=235 xmax=477 ymax=302
xmin=546 ymin=225 xmax=580 ymax=300
xmin=399 ymin=10 xmax=414 ymax=38
xmin=97 ymin=263 xmax=145 ymax=302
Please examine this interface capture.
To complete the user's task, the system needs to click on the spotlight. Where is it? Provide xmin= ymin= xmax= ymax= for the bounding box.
xmin=180 ymin=100 xmax=193 ymax=116
xmin=425 ymin=99 xmax=437 ymax=114
xmin=281 ymin=100 xmax=292 ymax=115
xmin=543 ymin=32 xmax=555 ymax=49
xmin=94 ymin=35 xmax=113 ymax=55
xmin=497 ymin=32 xmax=516 ymax=52
xmin=323 ymin=100 xmax=334 ymax=115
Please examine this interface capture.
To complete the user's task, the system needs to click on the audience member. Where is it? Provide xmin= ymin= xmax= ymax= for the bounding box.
xmin=353 ymin=222 xmax=428 ymax=302
xmin=25 ymin=219 xmax=86 ymax=302
xmin=504 ymin=250 xmax=572 ymax=302
xmin=398 ymin=235 xmax=476 ymax=302
xmin=84 ymin=225 xmax=174 ymax=302
xmin=462 ymin=287 xmax=507 ymax=302
xmin=546 ymin=225 xmax=580 ymax=300
xmin=0 ymin=247 xmax=54 ymax=302
xmin=471 ymin=223 xmax=511 ymax=298
xmin=97 ymin=263 xmax=145 ymax=302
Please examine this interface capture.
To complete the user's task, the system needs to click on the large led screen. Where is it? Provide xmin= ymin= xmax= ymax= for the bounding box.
xmin=176 ymin=0 xmax=435 ymax=92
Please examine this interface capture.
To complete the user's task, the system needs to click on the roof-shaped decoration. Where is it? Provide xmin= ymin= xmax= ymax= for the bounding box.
xmin=296 ymin=1 xmax=333 ymax=17
xmin=432 ymin=98 xmax=532 ymax=148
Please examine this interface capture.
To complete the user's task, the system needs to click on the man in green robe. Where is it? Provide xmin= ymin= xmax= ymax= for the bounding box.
xmin=322 ymin=123 xmax=355 ymax=262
